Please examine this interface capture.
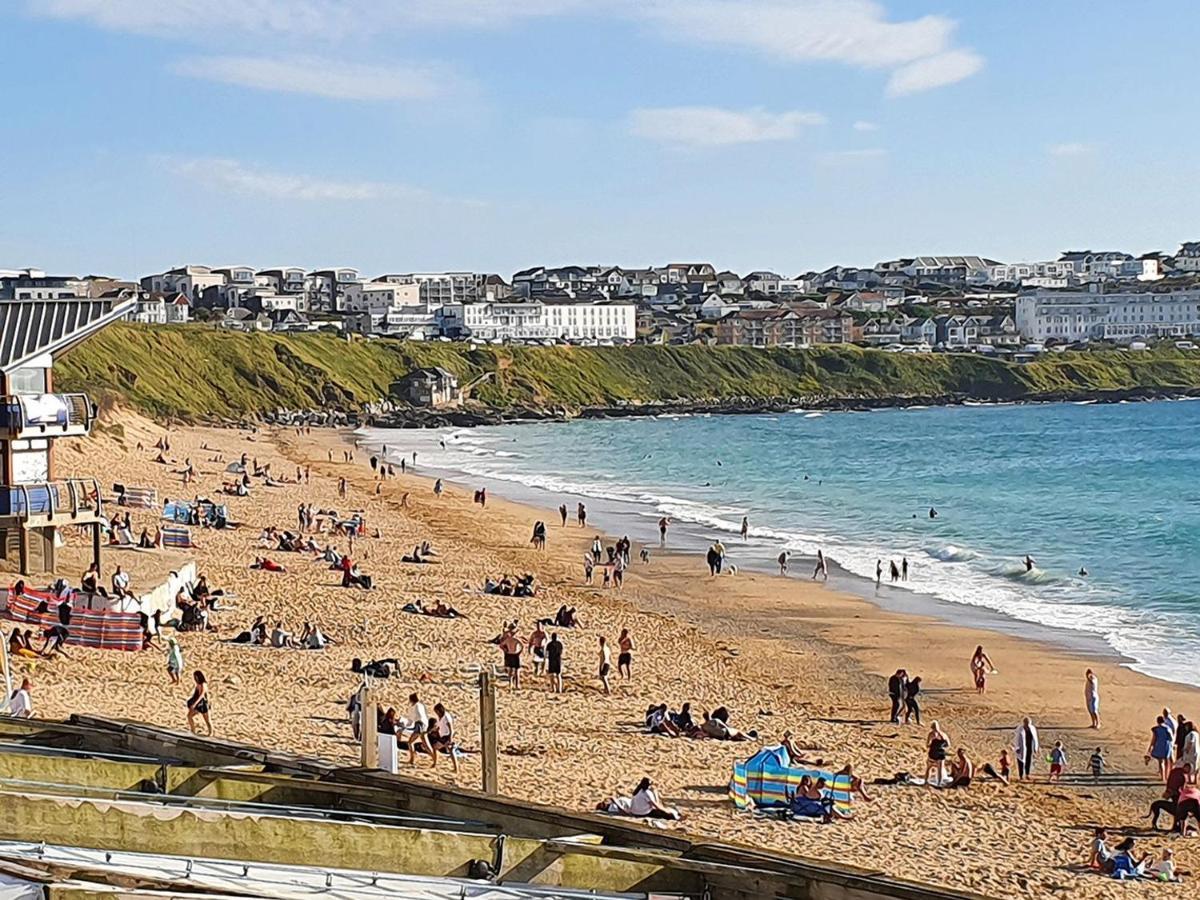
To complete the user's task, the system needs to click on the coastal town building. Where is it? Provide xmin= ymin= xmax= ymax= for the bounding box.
xmin=0 ymin=270 xmax=89 ymax=301
xmin=1015 ymin=287 xmax=1200 ymax=343
xmin=440 ymin=297 xmax=635 ymax=342
xmin=376 ymin=272 xmax=486 ymax=305
xmin=393 ymin=367 xmax=461 ymax=407
xmin=1174 ymin=242 xmax=1200 ymax=273
xmin=716 ymin=308 xmax=852 ymax=347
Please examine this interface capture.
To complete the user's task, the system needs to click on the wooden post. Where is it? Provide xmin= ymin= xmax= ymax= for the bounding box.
xmin=360 ymin=688 xmax=378 ymax=769
xmin=92 ymin=523 xmax=101 ymax=573
xmin=479 ymin=671 xmax=498 ymax=795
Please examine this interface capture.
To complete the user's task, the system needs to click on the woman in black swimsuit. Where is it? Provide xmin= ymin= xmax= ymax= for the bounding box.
xmin=186 ymin=670 xmax=212 ymax=736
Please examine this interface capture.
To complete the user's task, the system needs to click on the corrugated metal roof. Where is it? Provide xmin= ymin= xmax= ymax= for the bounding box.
xmin=0 ymin=298 xmax=135 ymax=373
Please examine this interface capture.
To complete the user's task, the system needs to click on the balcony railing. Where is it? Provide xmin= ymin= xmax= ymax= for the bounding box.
xmin=0 ymin=393 xmax=95 ymax=438
xmin=0 ymin=478 xmax=104 ymax=524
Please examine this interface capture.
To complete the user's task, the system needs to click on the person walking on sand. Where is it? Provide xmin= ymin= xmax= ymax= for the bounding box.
xmin=577 ymin=503 xmax=587 ymax=528
xmin=971 ymin=645 xmax=995 ymax=694
xmin=405 ymin=692 xmax=434 ymax=767
xmin=433 ymin=479 xmax=443 ymax=497
xmin=617 ymin=628 xmax=634 ymax=681
xmin=1147 ymin=715 xmax=1175 ymax=782
xmin=1013 ymin=716 xmax=1039 ymax=781
xmin=659 ymin=517 xmax=670 ymax=545
xmin=740 ymin=517 xmax=749 ymax=541
xmin=186 ymin=670 xmax=212 ymax=736
xmin=812 ymin=550 xmax=828 ymax=581
xmin=546 ymin=632 xmax=564 ymax=693
xmin=887 ymin=669 xmax=907 ymax=724
xmin=500 ymin=627 xmax=523 ymax=690
xmin=1085 ymin=668 xmax=1101 ymax=729
xmin=528 ymin=622 xmax=547 ymax=676
xmin=559 ymin=504 xmax=568 ymax=526
xmin=166 ymin=636 xmax=183 ymax=684
xmin=598 ymin=636 xmax=612 ymax=695
xmin=904 ymin=675 xmax=922 ymax=725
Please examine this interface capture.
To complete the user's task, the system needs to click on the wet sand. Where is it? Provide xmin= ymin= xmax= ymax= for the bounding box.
xmin=12 ymin=410 xmax=1198 ymax=898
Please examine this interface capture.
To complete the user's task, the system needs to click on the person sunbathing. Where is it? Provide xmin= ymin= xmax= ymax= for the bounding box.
xmin=343 ymin=564 xmax=372 ymax=589
xmin=781 ymin=731 xmax=825 ymax=765
xmin=402 ymin=545 xmax=434 ymax=564
xmin=9 ymin=628 xmax=37 ymax=659
xmin=271 ymin=621 xmax=299 ymax=649
xmin=700 ymin=709 xmax=753 ymax=741
xmin=352 ymin=657 xmax=399 ymax=679
xmin=430 ymin=601 xmax=464 ymax=619
xmin=231 ymin=617 xmax=267 ymax=645
xmin=299 ymin=622 xmax=331 ymax=649
xmin=646 ymin=704 xmax=681 ymax=737
xmin=596 ymin=777 xmax=681 ymax=820
xmin=251 ymin=557 xmax=286 ymax=573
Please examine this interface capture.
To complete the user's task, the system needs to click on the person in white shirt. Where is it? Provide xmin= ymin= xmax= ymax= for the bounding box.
xmin=405 ymin=692 xmax=433 ymax=766
xmin=7 ymin=678 xmax=33 ymax=718
xmin=431 ymin=702 xmax=458 ymax=773
xmin=599 ymin=777 xmax=680 ymax=820
xmin=111 ymin=566 xmax=131 ymax=599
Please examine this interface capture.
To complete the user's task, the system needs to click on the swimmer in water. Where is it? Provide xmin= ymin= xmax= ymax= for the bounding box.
xmin=929 ymin=507 xmax=938 ymax=519
xmin=1079 ymin=567 xmax=1088 ymax=577
xmin=740 ymin=517 xmax=749 ymax=541
xmin=1024 ymin=554 xmax=1035 ymax=572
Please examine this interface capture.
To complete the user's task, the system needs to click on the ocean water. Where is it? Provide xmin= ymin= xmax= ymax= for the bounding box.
xmin=359 ymin=400 xmax=1200 ymax=687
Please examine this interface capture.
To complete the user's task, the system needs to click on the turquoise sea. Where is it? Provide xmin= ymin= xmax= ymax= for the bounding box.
xmin=361 ymin=400 xmax=1200 ymax=686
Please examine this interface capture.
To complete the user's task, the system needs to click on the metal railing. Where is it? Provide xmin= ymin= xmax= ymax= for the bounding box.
xmin=0 ymin=393 xmax=95 ymax=436
xmin=0 ymin=478 xmax=103 ymax=522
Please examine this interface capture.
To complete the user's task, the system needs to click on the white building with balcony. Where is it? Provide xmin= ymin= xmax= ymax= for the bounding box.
xmin=376 ymin=272 xmax=484 ymax=305
xmin=1015 ymin=288 xmax=1200 ymax=343
xmin=440 ymin=299 xmax=636 ymax=342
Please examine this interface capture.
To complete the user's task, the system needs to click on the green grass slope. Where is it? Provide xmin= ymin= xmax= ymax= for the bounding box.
xmin=53 ymin=323 xmax=1200 ymax=421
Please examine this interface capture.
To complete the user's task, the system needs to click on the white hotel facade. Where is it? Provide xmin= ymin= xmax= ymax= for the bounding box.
xmin=441 ymin=298 xmax=636 ymax=342
xmin=1016 ymin=288 xmax=1200 ymax=343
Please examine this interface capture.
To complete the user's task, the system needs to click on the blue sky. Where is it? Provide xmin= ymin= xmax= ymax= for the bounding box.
xmin=1 ymin=1 xmax=1196 ymax=278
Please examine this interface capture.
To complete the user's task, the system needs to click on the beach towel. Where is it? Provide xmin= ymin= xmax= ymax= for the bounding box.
xmin=120 ymin=486 xmax=157 ymax=509
xmin=729 ymin=746 xmax=852 ymax=817
xmin=4 ymin=586 xmax=143 ymax=652
xmin=161 ymin=525 xmax=195 ymax=549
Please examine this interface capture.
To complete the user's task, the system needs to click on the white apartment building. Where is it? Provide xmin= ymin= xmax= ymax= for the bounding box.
xmin=343 ymin=281 xmax=421 ymax=314
xmin=376 ymin=272 xmax=482 ymax=305
xmin=1016 ymin=288 xmax=1200 ymax=343
xmin=140 ymin=265 xmax=227 ymax=301
xmin=441 ymin=299 xmax=636 ymax=342
xmin=981 ymin=261 xmax=1075 ymax=285
xmin=308 ymin=268 xmax=360 ymax=312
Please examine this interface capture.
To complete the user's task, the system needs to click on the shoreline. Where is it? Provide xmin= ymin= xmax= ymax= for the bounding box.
xmin=25 ymin=413 xmax=1200 ymax=898
xmin=360 ymin=385 xmax=1200 ymax=431
xmin=352 ymin=424 xmax=1147 ymax=684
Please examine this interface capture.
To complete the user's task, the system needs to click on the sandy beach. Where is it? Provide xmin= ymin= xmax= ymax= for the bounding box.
xmin=10 ymin=409 xmax=1198 ymax=898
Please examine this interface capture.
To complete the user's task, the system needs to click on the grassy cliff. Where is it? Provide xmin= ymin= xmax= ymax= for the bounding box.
xmin=53 ymin=323 xmax=1200 ymax=421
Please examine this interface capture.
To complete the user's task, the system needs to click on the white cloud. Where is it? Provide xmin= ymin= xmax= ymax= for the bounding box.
xmin=1048 ymin=142 xmax=1094 ymax=157
xmin=638 ymin=0 xmax=950 ymax=67
xmin=818 ymin=148 xmax=887 ymax=164
xmin=629 ymin=106 xmax=826 ymax=146
xmin=172 ymin=55 xmax=448 ymax=101
xmin=162 ymin=157 xmax=434 ymax=202
xmin=30 ymin=0 xmax=985 ymax=97
xmin=885 ymin=49 xmax=984 ymax=97
xmin=852 ymin=120 xmax=879 ymax=131
xmin=25 ymin=0 xmax=586 ymax=37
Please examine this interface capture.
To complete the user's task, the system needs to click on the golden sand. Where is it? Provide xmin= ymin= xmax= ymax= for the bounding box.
xmin=11 ymin=411 xmax=1197 ymax=898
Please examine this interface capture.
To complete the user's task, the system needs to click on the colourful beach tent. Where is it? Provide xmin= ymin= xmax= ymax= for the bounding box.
xmin=729 ymin=745 xmax=853 ymax=817
xmin=4 ymin=586 xmax=143 ymax=652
